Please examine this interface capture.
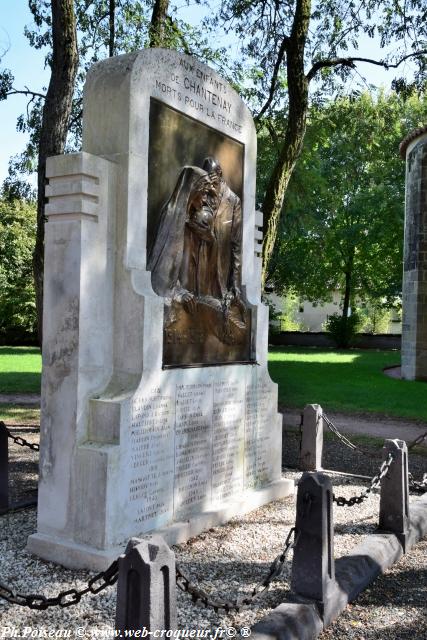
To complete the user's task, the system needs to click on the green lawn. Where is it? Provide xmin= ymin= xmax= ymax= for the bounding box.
xmin=0 ymin=346 xmax=41 ymax=394
xmin=268 ymin=347 xmax=427 ymax=421
xmin=1 ymin=345 xmax=427 ymax=422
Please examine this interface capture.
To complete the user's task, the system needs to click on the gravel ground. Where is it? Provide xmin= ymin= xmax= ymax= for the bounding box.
xmin=0 ymin=426 xmax=426 ymax=638
xmin=282 ymin=426 xmax=427 ymax=480
xmin=4 ymin=426 xmax=39 ymax=505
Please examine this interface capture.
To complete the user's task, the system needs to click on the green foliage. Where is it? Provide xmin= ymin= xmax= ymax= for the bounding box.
xmin=0 ymin=198 xmax=37 ymax=343
xmin=1 ymin=0 xmax=229 ymax=190
xmin=269 ymin=91 xmax=427 ymax=310
xmin=325 ymin=312 xmax=361 ymax=348
xmin=268 ymin=347 xmax=427 ymax=421
xmin=214 ymin=0 xmax=427 ymax=118
xmin=278 ymin=291 xmax=305 ymax=331
xmin=357 ymin=302 xmax=398 ymax=334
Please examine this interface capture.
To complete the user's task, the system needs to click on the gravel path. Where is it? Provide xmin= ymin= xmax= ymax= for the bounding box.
xmin=0 ymin=427 xmax=426 ymax=637
xmin=0 ymin=394 xmax=40 ymax=406
xmin=319 ymin=539 xmax=427 ymax=640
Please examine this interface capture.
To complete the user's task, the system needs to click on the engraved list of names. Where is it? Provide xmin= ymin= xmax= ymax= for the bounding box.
xmin=130 ymin=390 xmax=175 ymax=528
xmin=174 ymin=382 xmax=213 ymax=514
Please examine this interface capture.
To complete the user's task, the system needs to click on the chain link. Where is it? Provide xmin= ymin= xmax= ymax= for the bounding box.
xmin=0 ymin=421 xmax=40 ymax=452
xmin=0 ymin=560 xmax=118 ymax=610
xmin=176 ymin=527 xmax=299 ymax=613
xmin=333 ymin=452 xmax=394 ymax=507
xmin=321 ymin=414 xmax=382 ymax=459
xmin=407 ymin=431 xmax=427 ymax=451
xmin=409 ymin=472 xmax=427 ymax=494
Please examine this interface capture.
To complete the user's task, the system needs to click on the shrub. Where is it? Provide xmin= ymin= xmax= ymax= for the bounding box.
xmin=325 ymin=312 xmax=361 ymax=348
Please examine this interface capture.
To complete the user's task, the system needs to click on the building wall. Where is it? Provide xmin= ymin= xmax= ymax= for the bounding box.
xmin=268 ymin=292 xmax=402 ymax=334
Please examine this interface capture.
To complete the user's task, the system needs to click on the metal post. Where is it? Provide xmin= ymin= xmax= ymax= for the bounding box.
xmin=116 ymin=535 xmax=177 ymax=633
xmin=0 ymin=422 xmax=9 ymax=514
xmin=291 ymin=472 xmax=340 ymax=625
xmin=300 ymin=404 xmax=323 ymax=471
xmin=379 ymin=439 xmax=410 ymax=550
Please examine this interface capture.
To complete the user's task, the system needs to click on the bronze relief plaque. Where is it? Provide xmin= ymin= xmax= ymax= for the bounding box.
xmin=147 ymin=99 xmax=253 ymax=367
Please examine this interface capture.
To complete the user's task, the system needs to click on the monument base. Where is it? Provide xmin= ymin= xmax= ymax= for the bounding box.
xmin=27 ymin=478 xmax=294 ymax=570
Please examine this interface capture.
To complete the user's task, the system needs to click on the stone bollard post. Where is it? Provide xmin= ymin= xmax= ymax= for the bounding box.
xmin=300 ymin=404 xmax=323 ymax=471
xmin=115 ymin=535 xmax=177 ymax=633
xmin=0 ymin=422 xmax=9 ymax=514
xmin=379 ymin=439 xmax=410 ymax=550
xmin=290 ymin=472 xmax=340 ymax=625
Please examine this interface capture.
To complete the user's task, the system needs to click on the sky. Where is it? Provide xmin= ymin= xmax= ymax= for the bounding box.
xmin=0 ymin=2 xmax=48 ymax=186
xmin=0 ymin=1 xmax=419 ymax=187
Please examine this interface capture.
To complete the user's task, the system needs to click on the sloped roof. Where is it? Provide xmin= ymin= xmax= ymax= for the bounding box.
xmin=399 ymin=125 xmax=427 ymax=158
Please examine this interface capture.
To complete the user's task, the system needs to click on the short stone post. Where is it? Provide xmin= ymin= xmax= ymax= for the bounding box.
xmin=291 ymin=472 xmax=340 ymax=625
xmin=0 ymin=422 xmax=9 ymax=514
xmin=379 ymin=439 xmax=410 ymax=550
xmin=300 ymin=404 xmax=323 ymax=471
xmin=116 ymin=535 xmax=177 ymax=633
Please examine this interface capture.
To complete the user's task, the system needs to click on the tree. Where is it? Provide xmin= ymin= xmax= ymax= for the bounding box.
xmin=215 ymin=0 xmax=427 ymax=286
xmin=269 ymin=91 xmax=427 ymax=319
xmin=0 ymin=1 xmax=226 ymax=342
xmin=0 ymin=196 xmax=37 ymax=343
xmin=32 ymin=0 xmax=79 ymax=344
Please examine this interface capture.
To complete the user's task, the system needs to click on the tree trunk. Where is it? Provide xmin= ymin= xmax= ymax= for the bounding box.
xmin=149 ymin=0 xmax=170 ymax=47
xmin=109 ymin=0 xmax=116 ymax=57
xmin=261 ymin=0 xmax=311 ymax=289
xmin=342 ymin=270 xmax=352 ymax=320
xmin=33 ymin=0 xmax=78 ymax=346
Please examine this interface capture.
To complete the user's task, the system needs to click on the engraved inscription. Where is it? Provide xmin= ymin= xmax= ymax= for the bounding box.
xmin=130 ymin=391 xmax=174 ymax=526
xmin=244 ymin=381 xmax=275 ymax=489
xmin=212 ymin=380 xmax=244 ymax=504
xmin=174 ymin=383 xmax=213 ymax=513
xmin=165 ymin=329 xmax=205 ymax=344
xmin=153 ymin=59 xmax=243 ymax=135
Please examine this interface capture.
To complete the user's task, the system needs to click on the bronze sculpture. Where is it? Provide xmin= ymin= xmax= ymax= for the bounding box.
xmin=148 ymin=157 xmax=251 ymax=365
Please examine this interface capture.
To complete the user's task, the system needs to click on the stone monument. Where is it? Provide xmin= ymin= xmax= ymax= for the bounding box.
xmin=27 ymin=49 xmax=293 ymax=569
xmin=400 ymin=126 xmax=427 ymax=380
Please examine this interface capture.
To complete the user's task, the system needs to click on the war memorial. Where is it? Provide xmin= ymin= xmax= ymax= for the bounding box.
xmin=27 ymin=48 xmax=293 ymax=570
xmin=0 ymin=47 xmax=424 ymax=639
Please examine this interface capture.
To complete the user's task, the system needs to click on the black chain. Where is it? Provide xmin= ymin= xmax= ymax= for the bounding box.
xmin=407 ymin=431 xmax=427 ymax=451
xmin=0 ymin=421 xmax=39 ymax=452
xmin=176 ymin=526 xmax=299 ymax=613
xmin=0 ymin=560 xmax=118 ymax=610
xmin=333 ymin=452 xmax=394 ymax=507
xmin=409 ymin=472 xmax=427 ymax=494
xmin=298 ymin=412 xmax=303 ymax=456
xmin=321 ymin=414 xmax=382 ymax=459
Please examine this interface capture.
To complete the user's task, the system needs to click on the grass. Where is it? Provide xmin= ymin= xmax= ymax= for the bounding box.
xmin=1 ymin=344 xmax=426 ymax=424
xmin=0 ymin=346 xmax=41 ymax=394
xmin=268 ymin=346 xmax=427 ymax=422
xmin=0 ymin=404 xmax=40 ymax=424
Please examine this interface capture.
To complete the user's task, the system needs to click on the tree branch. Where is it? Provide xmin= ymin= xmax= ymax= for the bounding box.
xmin=266 ymin=118 xmax=279 ymax=146
xmin=7 ymin=87 xmax=46 ymax=99
xmin=306 ymin=49 xmax=427 ymax=82
xmin=255 ymin=35 xmax=289 ymax=121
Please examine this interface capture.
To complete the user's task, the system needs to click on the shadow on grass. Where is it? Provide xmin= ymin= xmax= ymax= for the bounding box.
xmin=0 ymin=371 xmax=41 ymax=394
xmin=0 ymin=347 xmax=40 ymax=356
